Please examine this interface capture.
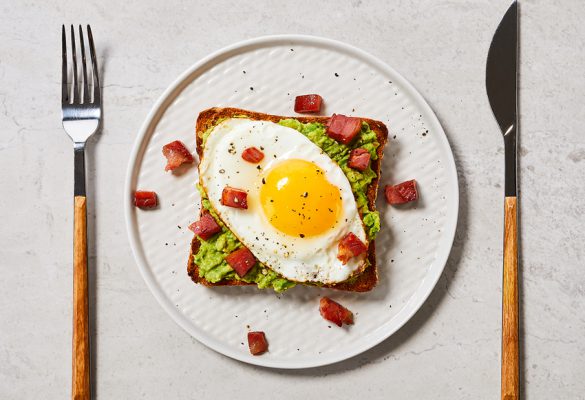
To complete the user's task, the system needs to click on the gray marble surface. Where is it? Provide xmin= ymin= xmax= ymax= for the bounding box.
xmin=1 ymin=0 xmax=584 ymax=398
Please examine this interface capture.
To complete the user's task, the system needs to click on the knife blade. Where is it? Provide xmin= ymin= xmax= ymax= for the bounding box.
xmin=487 ymin=0 xmax=518 ymax=196
xmin=486 ymin=2 xmax=520 ymax=400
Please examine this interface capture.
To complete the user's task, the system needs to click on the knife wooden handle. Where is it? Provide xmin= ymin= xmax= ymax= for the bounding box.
xmin=72 ymin=195 xmax=90 ymax=400
xmin=502 ymin=196 xmax=519 ymax=400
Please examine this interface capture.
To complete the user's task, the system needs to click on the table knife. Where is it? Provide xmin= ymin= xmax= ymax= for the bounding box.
xmin=486 ymin=2 xmax=519 ymax=399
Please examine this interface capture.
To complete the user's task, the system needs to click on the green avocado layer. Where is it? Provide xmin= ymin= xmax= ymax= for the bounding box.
xmin=194 ymin=195 xmax=297 ymax=292
xmin=193 ymin=118 xmax=381 ymax=292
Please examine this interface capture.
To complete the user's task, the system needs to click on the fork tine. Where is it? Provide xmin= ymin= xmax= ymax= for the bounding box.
xmin=70 ymin=25 xmax=79 ymax=104
xmin=61 ymin=25 xmax=68 ymax=104
xmin=87 ymin=25 xmax=100 ymax=104
xmin=78 ymin=25 xmax=90 ymax=104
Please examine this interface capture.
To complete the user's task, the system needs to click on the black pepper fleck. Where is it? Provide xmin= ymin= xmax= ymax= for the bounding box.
xmin=228 ymin=143 xmax=236 ymax=155
xmin=334 ymin=72 xmax=339 ymax=77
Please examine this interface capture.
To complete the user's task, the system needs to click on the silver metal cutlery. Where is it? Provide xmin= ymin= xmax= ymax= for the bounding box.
xmin=61 ymin=24 xmax=101 ymax=400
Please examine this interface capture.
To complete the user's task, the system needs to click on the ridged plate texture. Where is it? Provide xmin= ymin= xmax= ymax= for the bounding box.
xmin=125 ymin=35 xmax=458 ymax=368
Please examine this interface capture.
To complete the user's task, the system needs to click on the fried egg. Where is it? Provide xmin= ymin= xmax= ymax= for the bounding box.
xmin=199 ymin=118 xmax=367 ymax=284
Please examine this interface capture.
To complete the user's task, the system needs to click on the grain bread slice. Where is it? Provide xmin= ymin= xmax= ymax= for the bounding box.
xmin=187 ymin=107 xmax=388 ymax=292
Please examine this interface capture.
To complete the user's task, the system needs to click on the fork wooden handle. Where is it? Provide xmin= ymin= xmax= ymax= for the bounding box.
xmin=73 ymin=195 xmax=90 ymax=400
xmin=502 ymin=196 xmax=519 ymax=400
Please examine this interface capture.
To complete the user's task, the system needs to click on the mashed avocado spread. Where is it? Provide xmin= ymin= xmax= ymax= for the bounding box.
xmin=194 ymin=118 xmax=381 ymax=292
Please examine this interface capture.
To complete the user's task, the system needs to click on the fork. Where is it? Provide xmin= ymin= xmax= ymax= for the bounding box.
xmin=62 ymin=24 xmax=101 ymax=400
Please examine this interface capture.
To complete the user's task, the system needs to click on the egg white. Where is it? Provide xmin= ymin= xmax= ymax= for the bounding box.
xmin=199 ymin=118 xmax=367 ymax=284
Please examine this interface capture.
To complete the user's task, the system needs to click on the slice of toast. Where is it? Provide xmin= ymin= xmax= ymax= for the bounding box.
xmin=187 ymin=107 xmax=388 ymax=292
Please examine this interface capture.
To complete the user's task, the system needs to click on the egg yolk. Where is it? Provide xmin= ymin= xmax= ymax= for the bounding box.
xmin=260 ymin=159 xmax=342 ymax=237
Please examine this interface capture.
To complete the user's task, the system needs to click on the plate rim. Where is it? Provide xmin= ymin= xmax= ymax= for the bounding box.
xmin=124 ymin=34 xmax=459 ymax=369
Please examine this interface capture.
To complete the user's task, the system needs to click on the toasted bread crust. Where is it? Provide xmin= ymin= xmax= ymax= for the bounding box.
xmin=187 ymin=108 xmax=388 ymax=292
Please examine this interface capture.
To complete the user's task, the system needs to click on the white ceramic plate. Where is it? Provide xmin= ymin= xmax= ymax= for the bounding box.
xmin=125 ymin=35 xmax=458 ymax=369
